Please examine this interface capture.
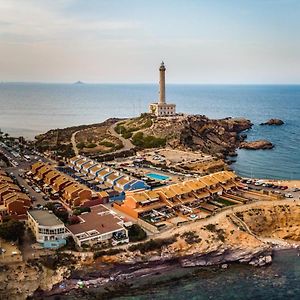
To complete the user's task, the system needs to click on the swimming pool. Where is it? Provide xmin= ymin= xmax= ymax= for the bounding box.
xmin=146 ymin=173 xmax=170 ymax=181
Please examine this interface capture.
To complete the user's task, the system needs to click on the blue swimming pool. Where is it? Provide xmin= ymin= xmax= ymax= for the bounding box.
xmin=146 ymin=173 xmax=170 ymax=181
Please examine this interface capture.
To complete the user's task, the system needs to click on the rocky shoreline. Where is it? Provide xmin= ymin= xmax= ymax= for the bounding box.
xmin=260 ymin=118 xmax=284 ymax=126
xmin=240 ymin=140 xmax=274 ymax=150
xmin=31 ymin=246 xmax=274 ymax=299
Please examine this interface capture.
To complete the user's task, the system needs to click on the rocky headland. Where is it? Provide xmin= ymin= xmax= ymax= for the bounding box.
xmin=35 ymin=114 xmax=280 ymax=159
xmin=143 ymin=115 xmax=253 ymax=158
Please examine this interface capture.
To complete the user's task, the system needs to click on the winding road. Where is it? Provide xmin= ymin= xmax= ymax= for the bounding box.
xmin=108 ymin=122 xmax=134 ymax=151
xmin=71 ymin=130 xmax=80 ymax=156
xmin=71 ymin=122 xmax=135 ymax=157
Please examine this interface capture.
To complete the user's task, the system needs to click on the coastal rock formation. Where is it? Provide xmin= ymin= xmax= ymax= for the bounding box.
xmin=260 ymin=119 xmax=284 ymax=126
xmin=144 ymin=115 xmax=253 ymax=158
xmin=179 ymin=247 xmax=272 ymax=268
xmin=240 ymin=140 xmax=274 ymax=150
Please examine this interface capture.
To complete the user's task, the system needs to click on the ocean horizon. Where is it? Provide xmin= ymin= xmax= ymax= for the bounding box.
xmin=1 ymin=83 xmax=299 ymax=179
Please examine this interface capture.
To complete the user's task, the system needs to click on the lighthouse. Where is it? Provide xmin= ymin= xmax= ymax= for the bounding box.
xmin=159 ymin=61 xmax=166 ymax=104
xmin=149 ymin=62 xmax=176 ymax=117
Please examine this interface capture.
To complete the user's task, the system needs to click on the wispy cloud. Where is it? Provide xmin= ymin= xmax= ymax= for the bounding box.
xmin=0 ymin=0 xmax=139 ymax=43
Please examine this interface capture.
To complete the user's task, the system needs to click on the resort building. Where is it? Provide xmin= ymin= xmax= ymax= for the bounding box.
xmin=0 ymin=169 xmax=32 ymax=220
xmin=114 ymin=171 xmax=238 ymax=222
xmin=27 ymin=210 xmax=67 ymax=249
xmin=0 ymin=183 xmax=21 ymax=203
xmin=30 ymin=161 xmax=45 ymax=175
xmin=36 ymin=164 xmax=53 ymax=181
xmin=62 ymin=183 xmax=92 ymax=207
xmin=199 ymin=175 xmax=223 ymax=196
xmin=114 ymin=190 xmax=166 ymax=219
xmin=44 ymin=170 xmax=61 ymax=186
xmin=67 ymin=156 xmax=149 ymax=196
xmin=30 ymin=162 xmax=107 ymax=208
xmin=66 ymin=205 xmax=128 ymax=247
xmin=52 ymin=175 xmax=72 ymax=193
xmin=149 ymin=62 xmax=176 ymax=117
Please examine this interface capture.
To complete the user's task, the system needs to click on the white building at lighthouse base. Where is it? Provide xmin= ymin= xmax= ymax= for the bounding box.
xmin=149 ymin=102 xmax=176 ymax=117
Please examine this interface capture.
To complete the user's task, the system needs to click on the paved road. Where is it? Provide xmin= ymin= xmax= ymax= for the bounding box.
xmin=108 ymin=122 xmax=134 ymax=151
xmin=70 ymin=122 xmax=134 ymax=158
xmin=71 ymin=130 xmax=79 ymax=156
xmin=6 ymin=166 xmax=47 ymax=206
xmin=0 ymin=144 xmax=51 ymax=207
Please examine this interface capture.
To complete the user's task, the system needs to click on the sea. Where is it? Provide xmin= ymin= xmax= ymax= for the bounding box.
xmin=1 ymin=83 xmax=299 ymax=298
xmin=110 ymin=249 xmax=300 ymax=300
xmin=1 ymin=83 xmax=299 ymax=179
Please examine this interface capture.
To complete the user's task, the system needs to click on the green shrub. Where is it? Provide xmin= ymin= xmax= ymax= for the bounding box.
xmin=86 ymin=143 xmax=97 ymax=148
xmin=99 ymin=141 xmax=115 ymax=148
xmin=132 ymin=132 xmax=166 ymax=148
xmin=0 ymin=219 xmax=25 ymax=241
xmin=204 ymin=224 xmax=217 ymax=232
xmin=128 ymin=224 xmax=147 ymax=242
xmin=122 ymin=131 xmax=133 ymax=139
xmin=77 ymin=142 xmax=85 ymax=149
xmin=181 ymin=231 xmax=202 ymax=244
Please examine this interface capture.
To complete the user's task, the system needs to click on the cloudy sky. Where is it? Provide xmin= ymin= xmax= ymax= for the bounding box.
xmin=0 ymin=0 xmax=299 ymax=83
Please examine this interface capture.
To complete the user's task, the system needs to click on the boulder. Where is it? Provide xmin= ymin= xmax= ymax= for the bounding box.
xmin=240 ymin=140 xmax=274 ymax=150
xmin=260 ymin=119 xmax=284 ymax=126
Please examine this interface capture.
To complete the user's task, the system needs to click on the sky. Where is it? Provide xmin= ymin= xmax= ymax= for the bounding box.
xmin=0 ymin=0 xmax=299 ymax=84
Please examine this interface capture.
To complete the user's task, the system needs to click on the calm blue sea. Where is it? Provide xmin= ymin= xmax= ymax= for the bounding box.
xmin=0 ymin=83 xmax=299 ymax=179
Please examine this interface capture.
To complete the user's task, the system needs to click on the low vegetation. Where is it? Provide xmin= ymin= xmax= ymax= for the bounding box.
xmin=35 ymin=118 xmax=121 ymax=157
xmin=132 ymin=132 xmax=166 ymax=148
xmin=115 ymin=114 xmax=153 ymax=139
xmin=94 ymin=248 xmax=124 ymax=259
xmin=128 ymin=237 xmax=177 ymax=254
xmin=39 ymin=252 xmax=76 ymax=270
xmin=181 ymin=231 xmax=202 ymax=244
xmin=204 ymin=224 xmax=226 ymax=242
xmin=0 ymin=219 xmax=25 ymax=242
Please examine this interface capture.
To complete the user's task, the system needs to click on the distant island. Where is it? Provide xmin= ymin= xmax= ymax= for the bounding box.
xmin=74 ymin=81 xmax=84 ymax=84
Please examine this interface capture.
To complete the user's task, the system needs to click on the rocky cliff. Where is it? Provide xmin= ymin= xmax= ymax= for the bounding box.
xmin=144 ymin=115 xmax=252 ymax=157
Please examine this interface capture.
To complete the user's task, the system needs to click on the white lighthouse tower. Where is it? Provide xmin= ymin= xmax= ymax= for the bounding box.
xmin=149 ymin=62 xmax=176 ymax=117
